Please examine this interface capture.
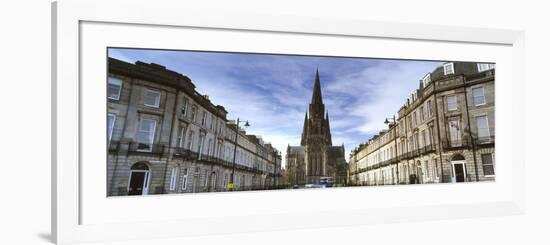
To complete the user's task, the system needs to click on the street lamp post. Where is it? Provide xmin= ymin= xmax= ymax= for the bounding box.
xmin=385 ymin=115 xmax=399 ymax=185
xmin=272 ymin=150 xmax=278 ymax=189
xmin=229 ymin=118 xmax=250 ymax=191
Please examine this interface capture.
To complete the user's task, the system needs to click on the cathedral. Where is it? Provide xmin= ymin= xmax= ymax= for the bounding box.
xmin=286 ymin=69 xmax=347 ymax=186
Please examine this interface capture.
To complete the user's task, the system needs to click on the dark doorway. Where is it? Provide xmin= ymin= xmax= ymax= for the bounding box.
xmin=128 ymin=172 xmax=146 ymax=195
xmin=453 ymin=164 xmax=465 ymax=182
xmin=128 ymin=162 xmax=150 ymax=195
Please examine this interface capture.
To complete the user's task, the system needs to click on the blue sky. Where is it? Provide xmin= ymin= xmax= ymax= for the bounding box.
xmin=109 ymin=48 xmax=443 ymax=166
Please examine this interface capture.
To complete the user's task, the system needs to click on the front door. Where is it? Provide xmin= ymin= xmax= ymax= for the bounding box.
xmin=451 ymin=161 xmax=466 ymax=183
xmin=128 ymin=171 xmax=149 ymax=195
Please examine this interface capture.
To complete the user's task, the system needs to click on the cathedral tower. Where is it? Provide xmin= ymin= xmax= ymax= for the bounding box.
xmin=286 ymin=68 xmax=346 ymax=185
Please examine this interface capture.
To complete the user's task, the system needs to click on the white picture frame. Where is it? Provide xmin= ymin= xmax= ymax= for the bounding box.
xmin=52 ymin=0 xmax=525 ymax=244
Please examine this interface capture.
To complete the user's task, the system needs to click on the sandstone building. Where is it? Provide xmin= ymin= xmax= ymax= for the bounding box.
xmin=107 ymin=58 xmax=281 ymax=196
xmin=348 ymin=62 xmax=495 ymax=185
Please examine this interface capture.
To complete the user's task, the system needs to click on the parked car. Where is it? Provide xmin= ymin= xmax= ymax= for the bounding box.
xmin=319 ymin=176 xmax=333 ymax=187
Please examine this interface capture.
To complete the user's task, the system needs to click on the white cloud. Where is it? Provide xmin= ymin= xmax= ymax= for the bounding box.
xmin=109 ymin=48 xmax=443 ymax=166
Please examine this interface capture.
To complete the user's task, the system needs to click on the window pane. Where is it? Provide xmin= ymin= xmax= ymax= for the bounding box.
xmin=476 ymin=116 xmax=490 ymax=138
xmin=478 ymin=63 xmax=495 ymax=72
xmin=178 ymin=127 xmax=186 ymax=147
xmin=108 ymin=114 xmax=116 ymax=142
xmin=144 ymin=90 xmax=160 ymax=107
xmin=190 ymin=106 xmax=197 ymax=121
xmin=181 ymin=97 xmax=188 ymax=115
xmin=170 ymin=167 xmax=178 ymax=190
xmin=181 ymin=168 xmax=188 ymax=190
xmin=446 ymin=96 xmax=457 ymax=111
xmin=473 ymin=87 xmax=485 ymax=106
xmin=137 ymin=119 xmax=156 ymax=150
xmin=187 ymin=131 xmax=194 ymax=150
xmin=422 ymin=74 xmax=431 ymax=87
xmin=482 ymin=154 xmax=495 ymax=175
xmin=107 ymin=77 xmax=122 ymax=100
xmin=444 ymin=63 xmax=454 ymax=75
xmin=108 ymin=84 xmax=121 ymax=99
xmin=449 ymin=119 xmax=461 ymax=145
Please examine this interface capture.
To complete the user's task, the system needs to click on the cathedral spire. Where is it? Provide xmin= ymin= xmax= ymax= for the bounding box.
xmin=301 ymin=111 xmax=308 ymax=146
xmin=326 ymin=111 xmax=332 ymax=145
xmin=303 ymin=111 xmax=309 ymax=134
xmin=310 ymin=68 xmax=323 ymax=105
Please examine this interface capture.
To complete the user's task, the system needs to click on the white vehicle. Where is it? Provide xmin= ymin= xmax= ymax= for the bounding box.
xmin=305 ymin=184 xmax=325 ymax=188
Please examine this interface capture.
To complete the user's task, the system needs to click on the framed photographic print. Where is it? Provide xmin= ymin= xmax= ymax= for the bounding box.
xmin=52 ymin=0 xmax=525 ymax=244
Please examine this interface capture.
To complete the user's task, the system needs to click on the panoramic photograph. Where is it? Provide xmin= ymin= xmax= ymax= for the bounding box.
xmin=106 ymin=48 xmax=495 ymax=196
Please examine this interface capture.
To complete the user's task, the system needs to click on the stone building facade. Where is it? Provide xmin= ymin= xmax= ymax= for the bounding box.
xmin=348 ymin=62 xmax=495 ymax=185
xmin=107 ymin=58 xmax=282 ymax=196
xmin=286 ymin=69 xmax=347 ymax=186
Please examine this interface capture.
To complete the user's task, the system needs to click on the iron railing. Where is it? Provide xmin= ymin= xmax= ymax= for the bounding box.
xmin=127 ymin=142 xmax=165 ymax=155
xmin=173 ymin=148 xmax=269 ymax=175
xmin=442 ymin=138 xmax=471 ymax=150
xmin=108 ymin=141 xmax=120 ymax=152
xmin=419 ymin=144 xmax=435 ymax=155
xmin=476 ymin=136 xmax=495 ymax=146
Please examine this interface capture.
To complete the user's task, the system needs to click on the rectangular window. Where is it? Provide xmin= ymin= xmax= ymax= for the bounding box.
xmin=422 ymin=73 xmax=431 ymax=87
xmin=476 ymin=115 xmax=490 ymax=141
xmin=419 ymin=106 xmax=425 ymax=122
xmin=177 ymin=126 xmax=187 ymax=147
xmin=428 ymin=127 xmax=433 ymax=146
xmin=448 ymin=119 xmax=461 ymax=146
xmin=107 ymin=77 xmax=122 ymax=100
xmin=446 ymin=95 xmax=457 ymax=111
xmin=143 ymin=89 xmax=161 ymax=107
xmin=181 ymin=168 xmax=188 ymax=190
xmin=169 ymin=167 xmax=179 ymax=191
xmin=482 ymin=154 xmax=495 ymax=176
xmin=421 ymin=130 xmax=426 ymax=148
xmin=187 ymin=131 xmax=195 ymax=150
xmin=190 ymin=105 xmax=197 ymax=121
xmin=413 ymin=111 xmax=417 ymax=127
xmin=218 ymin=142 xmax=223 ymax=158
xmin=204 ymin=169 xmax=209 ymax=187
xmin=108 ymin=113 xmax=116 ymax=142
xmin=472 ymin=86 xmax=486 ymax=106
xmin=210 ymin=116 xmax=215 ymax=131
xmin=434 ymin=160 xmax=439 ymax=178
xmin=201 ymin=111 xmax=207 ymax=126
xmin=181 ymin=97 xmax=188 ymax=115
xmin=443 ymin=62 xmax=455 ymax=75
xmin=211 ymin=173 xmax=217 ymax=190
xmin=223 ymin=173 xmax=228 ymax=188
xmin=136 ymin=118 xmax=156 ymax=151
xmin=194 ymin=168 xmax=201 ymax=189
xmin=423 ymin=160 xmax=429 ymax=178
xmin=477 ymin=63 xmax=495 ymax=72
xmin=426 ymin=100 xmax=432 ymax=117
xmin=198 ymin=134 xmax=205 ymax=155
